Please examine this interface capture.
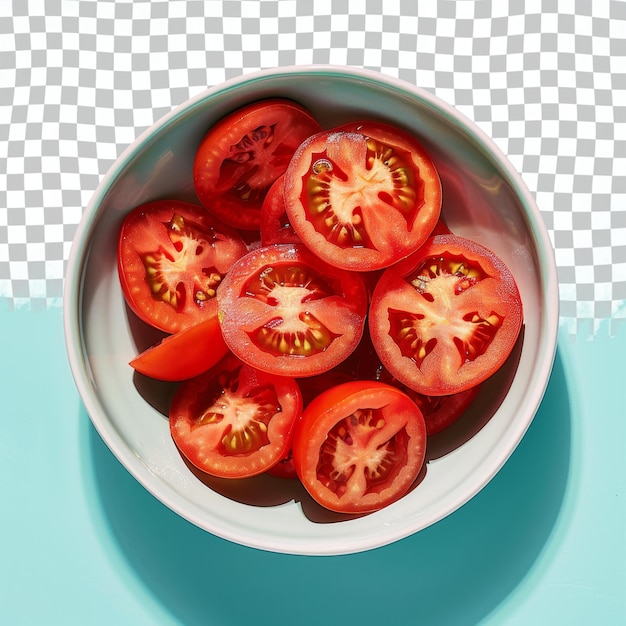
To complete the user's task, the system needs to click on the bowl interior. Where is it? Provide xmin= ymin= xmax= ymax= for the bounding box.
xmin=65 ymin=67 xmax=558 ymax=556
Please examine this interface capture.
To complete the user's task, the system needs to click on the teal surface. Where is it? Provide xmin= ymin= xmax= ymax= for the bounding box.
xmin=1 ymin=307 xmax=625 ymax=625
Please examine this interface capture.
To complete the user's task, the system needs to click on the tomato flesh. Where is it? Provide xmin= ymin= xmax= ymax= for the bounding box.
xmin=194 ymin=99 xmax=322 ymax=230
xmin=369 ymin=234 xmax=523 ymax=395
xmin=118 ymin=200 xmax=248 ymax=333
xmin=129 ymin=315 xmax=229 ymax=382
xmin=217 ymin=244 xmax=368 ymax=377
xmin=284 ymin=121 xmax=442 ymax=271
xmin=170 ymin=355 xmax=303 ymax=479
xmin=292 ymin=381 xmax=426 ymax=514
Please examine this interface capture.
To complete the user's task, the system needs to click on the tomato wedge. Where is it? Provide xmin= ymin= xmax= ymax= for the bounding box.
xmin=118 ymin=200 xmax=248 ymax=334
xmin=283 ymin=121 xmax=442 ymax=271
xmin=194 ymin=99 xmax=323 ymax=230
xmin=217 ymin=243 xmax=368 ymax=377
xmin=129 ymin=315 xmax=229 ymax=382
xmin=170 ymin=355 xmax=303 ymax=479
xmin=369 ymin=234 xmax=523 ymax=395
xmin=292 ymin=380 xmax=427 ymax=514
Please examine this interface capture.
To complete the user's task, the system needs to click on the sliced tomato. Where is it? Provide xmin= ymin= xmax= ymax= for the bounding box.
xmin=292 ymin=380 xmax=427 ymax=514
xmin=217 ymin=243 xmax=368 ymax=377
xmin=169 ymin=354 xmax=303 ymax=479
xmin=118 ymin=200 xmax=248 ymax=334
xmin=194 ymin=99 xmax=322 ymax=230
xmin=260 ymin=175 xmax=301 ymax=246
xmin=129 ymin=315 xmax=229 ymax=382
xmin=369 ymin=234 xmax=523 ymax=396
xmin=409 ymin=385 xmax=481 ymax=435
xmin=283 ymin=121 xmax=442 ymax=271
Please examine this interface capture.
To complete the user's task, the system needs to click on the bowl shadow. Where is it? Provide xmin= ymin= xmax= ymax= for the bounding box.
xmin=82 ymin=345 xmax=572 ymax=626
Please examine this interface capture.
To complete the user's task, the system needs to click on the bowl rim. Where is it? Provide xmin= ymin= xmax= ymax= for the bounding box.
xmin=63 ymin=64 xmax=560 ymax=555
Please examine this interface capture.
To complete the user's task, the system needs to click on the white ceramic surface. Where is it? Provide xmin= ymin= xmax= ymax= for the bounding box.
xmin=64 ymin=66 xmax=559 ymax=556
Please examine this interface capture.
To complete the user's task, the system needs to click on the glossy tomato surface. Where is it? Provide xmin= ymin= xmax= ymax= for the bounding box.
xmin=283 ymin=121 xmax=442 ymax=271
xmin=217 ymin=243 xmax=368 ymax=377
xmin=194 ymin=99 xmax=322 ymax=230
xmin=170 ymin=355 xmax=303 ymax=479
xmin=260 ymin=175 xmax=301 ymax=246
xmin=292 ymin=381 xmax=427 ymax=514
xmin=118 ymin=200 xmax=248 ymax=334
xmin=129 ymin=315 xmax=229 ymax=382
xmin=369 ymin=234 xmax=523 ymax=396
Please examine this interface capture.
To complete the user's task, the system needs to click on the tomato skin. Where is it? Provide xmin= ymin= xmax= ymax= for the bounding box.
xmin=260 ymin=175 xmax=301 ymax=246
xmin=194 ymin=99 xmax=323 ymax=230
xmin=283 ymin=121 xmax=442 ymax=271
xmin=129 ymin=315 xmax=229 ymax=382
xmin=369 ymin=234 xmax=523 ymax=396
xmin=118 ymin=199 xmax=248 ymax=334
xmin=170 ymin=355 xmax=303 ymax=479
xmin=217 ymin=243 xmax=368 ymax=377
xmin=292 ymin=380 xmax=427 ymax=514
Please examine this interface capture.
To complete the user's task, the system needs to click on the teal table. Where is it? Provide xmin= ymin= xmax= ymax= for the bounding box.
xmin=2 ymin=1 xmax=625 ymax=624
xmin=2 ymin=309 xmax=624 ymax=624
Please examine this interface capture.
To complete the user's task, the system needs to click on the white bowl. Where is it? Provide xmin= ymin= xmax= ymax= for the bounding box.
xmin=64 ymin=66 xmax=558 ymax=556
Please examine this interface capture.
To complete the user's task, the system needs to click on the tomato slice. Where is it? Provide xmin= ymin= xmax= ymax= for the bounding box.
xmin=118 ymin=200 xmax=248 ymax=334
xmin=283 ymin=121 xmax=442 ymax=271
xmin=260 ymin=175 xmax=301 ymax=246
xmin=194 ymin=99 xmax=323 ymax=230
xmin=217 ymin=243 xmax=368 ymax=377
xmin=409 ymin=385 xmax=481 ymax=435
xmin=170 ymin=354 xmax=303 ymax=479
xmin=292 ymin=380 xmax=427 ymax=514
xmin=369 ymin=234 xmax=523 ymax=395
xmin=129 ymin=315 xmax=229 ymax=382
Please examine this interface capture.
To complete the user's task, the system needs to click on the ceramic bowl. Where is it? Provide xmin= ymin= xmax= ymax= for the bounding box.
xmin=64 ymin=66 xmax=558 ymax=556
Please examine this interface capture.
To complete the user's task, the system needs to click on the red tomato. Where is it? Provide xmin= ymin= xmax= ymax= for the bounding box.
xmin=129 ymin=315 xmax=229 ymax=382
xmin=410 ymin=385 xmax=481 ymax=435
xmin=217 ymin=243 xmax=368 ymax=377
xmin=194 ymin=99 xmax=322 ymax=230
xmin=292 ymin=380 xmax=427 ymax=514
xmin=260 ymin=175 xmax=301 ymax=246
xmin=118 ymin=200 xmax=248 ymax=334
xmin=283 ymin=121 xmax=442 ymax=271
xmin=169 ymin=355 xmax=303 ymax=479
xmin=369 ymin=234 xmax=523 ymax=396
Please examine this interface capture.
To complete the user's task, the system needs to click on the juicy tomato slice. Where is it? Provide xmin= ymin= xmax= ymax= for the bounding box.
xmin=217 ymin=243 xmax=368 ymax=377
xmin=170 ymin=354 xmax=303 ymax=479
xmin=292 ymin=380 xmax=427 ymax=514
xmin=369 ymin=234 xmax=523 ymax=396
xmin=129 ymin=315 xmax=229 ymax=382
xmin=194 ymin=99 xmax=323 ymax=230
xmin=283 ymin=121 xmax=442 ymax=271
xmin=118 ymin=200 xmax=248 ymax=334
xmin=260 ymin=175 xmax=301 ymax=246
xmin=409 ymin=385 xmax=481 ymax=435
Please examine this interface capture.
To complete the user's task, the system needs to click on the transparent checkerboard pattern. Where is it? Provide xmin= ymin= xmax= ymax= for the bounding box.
xmin=1 ymin=0 xmax=624 ymax=338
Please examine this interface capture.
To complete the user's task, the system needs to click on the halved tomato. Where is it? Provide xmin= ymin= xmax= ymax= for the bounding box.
xmin=118 ymin=200 xmax=248 ymax=334
xmin=194 ymin=99 xmax=322 ymax=230
xmin=283 ymin=121 xmax=442 ymax=271
xmin=292 ymin=380 xmax=427 ymax=514
xmin=129 ymin=315 xmax=229 ymax=382
xmin=369 ymin=234 xmax=523 ymax=396
xmin=169 ymin=354 xmax=303 ymax=479
xmin=217 ymin=243 xmax=368 ymax=377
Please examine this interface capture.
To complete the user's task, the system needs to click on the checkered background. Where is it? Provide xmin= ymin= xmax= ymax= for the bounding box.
xmin=1 ymin=0 xmax=625 ymax=338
